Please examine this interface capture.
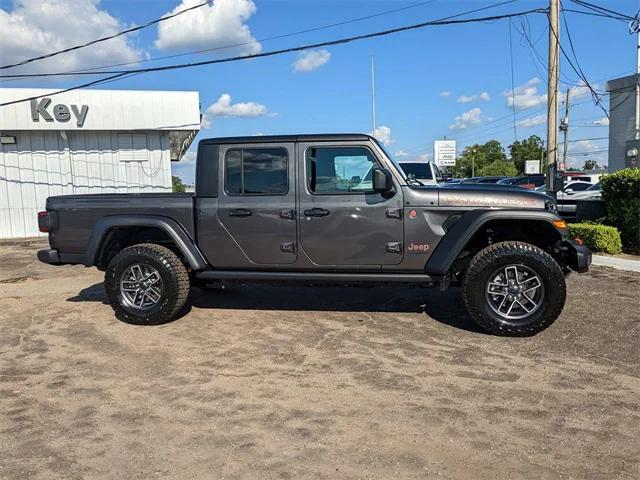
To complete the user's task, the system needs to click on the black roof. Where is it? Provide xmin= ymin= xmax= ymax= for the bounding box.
xmin=199 ymin=134 xmax=373 ymax=145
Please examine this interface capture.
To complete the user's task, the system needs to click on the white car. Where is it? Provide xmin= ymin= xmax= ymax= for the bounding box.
xmin=537 ymin=182 xmax=601 ymax=217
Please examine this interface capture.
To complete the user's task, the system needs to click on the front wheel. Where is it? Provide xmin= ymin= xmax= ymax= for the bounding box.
xmin=105 ymin=243 xmax=190 ymax=325
xmin=462 ymin=241 xmax=566 ymax=336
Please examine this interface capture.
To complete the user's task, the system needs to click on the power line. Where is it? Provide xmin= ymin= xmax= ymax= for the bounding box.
xmin=1 ymin=0 xmax=444 ymax=79
xmin=568 ymin=0 xmax=636 ymax=22
xmin=0 ymin=5 xmax=547 ymax=108
xmin=0 ymin=0 xmax=215 ymax=71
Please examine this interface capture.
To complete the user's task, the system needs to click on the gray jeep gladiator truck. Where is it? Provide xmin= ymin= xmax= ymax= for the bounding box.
xmin=37 ymin=134 xmax=591 ymax=336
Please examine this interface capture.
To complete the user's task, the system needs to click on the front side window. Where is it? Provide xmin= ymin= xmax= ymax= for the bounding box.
xmin=225 ymin=148 xmax=288 ymax=195
xmin=307 ymin=146 xmax=378 ymax=194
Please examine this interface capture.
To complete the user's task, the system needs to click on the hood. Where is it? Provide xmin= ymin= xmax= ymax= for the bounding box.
xmin=410 ymin=183 xmax=552 ymax=210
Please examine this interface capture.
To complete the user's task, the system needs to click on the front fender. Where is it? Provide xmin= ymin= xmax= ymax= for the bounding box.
xmin=84 ymin=215 xmax=208 ymax=270
xmin=424 ymin=209 xmax=567 ymax=276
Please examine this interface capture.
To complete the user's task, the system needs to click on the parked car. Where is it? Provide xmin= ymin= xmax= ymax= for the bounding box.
xmin=538 ymin=182 xmax=602 ymax=219
xmin=460 ymin=176 xmax=507 ymax=184
xmin=498 ymin=174 xmax=546 ymax=189
xmin=398 ymin=161 xmax=442 ymax=185
xmin=37 ymin=134 xmax=591 ymax=336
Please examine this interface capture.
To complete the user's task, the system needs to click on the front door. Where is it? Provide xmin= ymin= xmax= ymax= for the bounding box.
xmin=217 ymin=143 xmax=297 ymax=265
xmin=297 ymin=142 xmax=404 ymax=267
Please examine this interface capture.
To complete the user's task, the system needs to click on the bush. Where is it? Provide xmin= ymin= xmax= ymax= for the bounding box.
xmin=600 ymin=168 xmax=640 ymax=251
xmin=569 ymin=223 xmax=623 ymax=255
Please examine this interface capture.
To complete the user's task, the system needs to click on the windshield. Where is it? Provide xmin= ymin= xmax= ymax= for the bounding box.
xmin=399 ymin=162 xmax=433 ymax=180
xmin=372 ymin=139 xmax=407 ymax=181
xmin=587 ymin=182 xmax=600 ymax=191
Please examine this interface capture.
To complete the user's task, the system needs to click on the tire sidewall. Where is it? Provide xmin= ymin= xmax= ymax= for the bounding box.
xmin=105 ymin=247 xmax=181 ymax=324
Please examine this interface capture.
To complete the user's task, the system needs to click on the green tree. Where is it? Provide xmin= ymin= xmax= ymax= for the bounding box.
xmin=452 ymin=140 xmax=508 ymax=178
xmin=172 ymin=175 xmax=187 ymax=193
xmin=477 ymin=159 xmax=518 ymax=177
xmin=509 ymin=135 xmax=546 ymax=174
xmin=583 ymin=159 xmax=598 ymax=170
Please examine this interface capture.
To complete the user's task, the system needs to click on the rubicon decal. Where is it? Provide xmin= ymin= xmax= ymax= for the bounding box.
xmin=407 ymin=243 xmax=429 ymax=253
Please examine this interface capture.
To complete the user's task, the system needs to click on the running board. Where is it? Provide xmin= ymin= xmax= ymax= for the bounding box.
xmin=196 ymin=270 xmax=435 ymax=285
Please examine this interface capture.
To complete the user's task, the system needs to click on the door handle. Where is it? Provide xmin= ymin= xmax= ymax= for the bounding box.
xmin=228 ymin=208 xmax=252 ymax=217
xmin=303 ymin=208 xmax=330 ymax=217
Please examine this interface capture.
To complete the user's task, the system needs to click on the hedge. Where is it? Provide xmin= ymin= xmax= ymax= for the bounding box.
xmin=600 ymin=168 xmax=640 ymax=252
xmin=569 ymin=223 xmax=623 ymax=255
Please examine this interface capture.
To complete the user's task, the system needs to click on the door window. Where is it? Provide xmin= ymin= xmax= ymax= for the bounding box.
xmin=306 ymin=146 xmax=378 ymax=194
xmin=224 ymin=148 xmax=288 ymax=196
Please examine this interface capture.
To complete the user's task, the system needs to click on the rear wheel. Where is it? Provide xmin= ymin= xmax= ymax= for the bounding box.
xmin=105 ymin=243 xmax=190 ymax=325
xmin=462 ymin=241 xmax=566 ymax=336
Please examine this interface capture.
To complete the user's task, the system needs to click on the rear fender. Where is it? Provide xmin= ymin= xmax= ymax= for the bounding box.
xmin=85 ymin=216 xmax=208 ymax=270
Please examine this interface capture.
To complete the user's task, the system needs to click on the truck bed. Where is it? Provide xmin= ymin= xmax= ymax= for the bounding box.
xmin=47 ymin=193 xmax=196 ymax=255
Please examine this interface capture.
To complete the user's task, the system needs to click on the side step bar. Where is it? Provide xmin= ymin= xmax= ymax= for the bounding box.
xmin=196 ymin=270 xmax=435 ymax=285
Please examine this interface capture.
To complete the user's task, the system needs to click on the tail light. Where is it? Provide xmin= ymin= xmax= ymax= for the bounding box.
xmin=38 ymin=211 xmax=50 ymax=233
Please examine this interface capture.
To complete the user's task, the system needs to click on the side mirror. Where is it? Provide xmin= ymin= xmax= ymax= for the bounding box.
xmin=372 ymin=168 xmax=393 ymax=192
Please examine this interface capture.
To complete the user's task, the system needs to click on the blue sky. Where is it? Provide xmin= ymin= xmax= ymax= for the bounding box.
xmin=1 ymin=0 xmax=638 ymax=183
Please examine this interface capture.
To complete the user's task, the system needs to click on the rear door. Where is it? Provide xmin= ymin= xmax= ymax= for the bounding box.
xmin=297 ymin=141 xmax=404 ymax=267
xmin=217 ymin=143 xmax=297 ymax=264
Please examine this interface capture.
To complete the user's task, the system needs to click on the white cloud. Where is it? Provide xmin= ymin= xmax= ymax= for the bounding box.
xmin=457 ymin=92 xmax=490 ymax=103
xmin=394 ymin=150 xmax=409 ymax=158
xmin=206 ymin=93 xmax=269 ymax=118
xmin=292 ymin=49 xmax=331 ymax=72
xmin=504 ymin=77 xmax=547 ymax=111
xmin=440 ymin=91 xmax=452 ymax=98
xmin=567 ymin=139 xmax=606 ymax=168
xmin=155 ymin=0 xmax=260 ymax=55
xmin=516 ymin=114 xmax=547 ymax=128
xmin=172 ymin=150 xmax=197 ymax=184
xmin=0 ymin=0 xmax=142 ymax=75
xmin=419 ymin=153 xmax=433 ymax=162
xmin=449 ymin=107 xmax=483 ymax=130
xmin=372 ymin=125 xmax=393 ymax=146
xmin=593 ymin=116 xmax=610 ymax=126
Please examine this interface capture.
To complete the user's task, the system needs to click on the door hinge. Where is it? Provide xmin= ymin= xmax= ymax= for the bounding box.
xmin=280 ymin=242 xmax=296 ymax=253
xmin=385 ymin=208 xmax=402 ymax=219
xmin=386 ymin=242 xmax=402 ymax=254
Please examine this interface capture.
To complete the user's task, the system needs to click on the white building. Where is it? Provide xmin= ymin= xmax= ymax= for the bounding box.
xmin=0 ymin=88 xmax=201 ymax=238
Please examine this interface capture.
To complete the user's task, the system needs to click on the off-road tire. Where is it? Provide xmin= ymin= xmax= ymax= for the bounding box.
xmin=105 ymin=243 xmax=190 ymax=325
xmin=462 ymin=241 xmax=566 ymax=336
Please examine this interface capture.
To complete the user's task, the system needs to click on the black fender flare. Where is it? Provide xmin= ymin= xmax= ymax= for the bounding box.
xmin=424 ymin=209 xmax=567 ymax=276
xmin=84 ymin=215 xmax=208 ymax=270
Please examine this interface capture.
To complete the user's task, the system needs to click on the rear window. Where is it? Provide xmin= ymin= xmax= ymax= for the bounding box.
xmin=399 ymin=163 xmax=433 ymax=180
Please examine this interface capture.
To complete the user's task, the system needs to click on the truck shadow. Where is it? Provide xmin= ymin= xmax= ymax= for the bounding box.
xmin=67 ymin=282 xmax=484 ymax=334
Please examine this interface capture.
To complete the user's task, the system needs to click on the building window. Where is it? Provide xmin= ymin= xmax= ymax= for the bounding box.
xmin=224 ymin=148 xmax=288 ymax=196
xmin=306 ymin=146 xmax=378 ymax=194
xmin=118 ymin=133 xmax=149 ymax=162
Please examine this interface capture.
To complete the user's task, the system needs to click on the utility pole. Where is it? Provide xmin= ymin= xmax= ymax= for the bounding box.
xmin=633 ymin=20 xmax=640 ymax=140
xmin=546 ymin=0 xmax=560 ymax=196
xmin=371 ymin=55 xmax=376 ymax=134
xmin=560 ymin=88 xmax=570 ymax=172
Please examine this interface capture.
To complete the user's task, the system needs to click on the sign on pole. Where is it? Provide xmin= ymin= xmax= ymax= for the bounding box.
xmin=434 ymin=140 xmax=456 ymax=167
xmin=525 ymin=160 xmax=541 ymax=174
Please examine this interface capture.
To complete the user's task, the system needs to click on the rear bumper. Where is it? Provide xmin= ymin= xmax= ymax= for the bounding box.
xmin=37 ymin=249 xmax=84 ymax=266
xmin=563 ymin=240 xmax=592 ymax=273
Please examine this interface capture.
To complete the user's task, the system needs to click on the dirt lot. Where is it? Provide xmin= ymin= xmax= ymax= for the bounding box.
xmin=1 ymin=240 xmax=639 ymax=480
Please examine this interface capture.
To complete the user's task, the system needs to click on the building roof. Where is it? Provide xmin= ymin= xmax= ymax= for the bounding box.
xmin=606 ymin=74 xmax=639 ymax=92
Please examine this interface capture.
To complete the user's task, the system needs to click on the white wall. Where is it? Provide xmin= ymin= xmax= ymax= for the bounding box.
xmin=0 ymin=130 xmax=172 ymax=238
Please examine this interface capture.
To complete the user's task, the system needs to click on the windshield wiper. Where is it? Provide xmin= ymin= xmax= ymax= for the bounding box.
xmin=407 ymin=178 xmax=425 ymax=186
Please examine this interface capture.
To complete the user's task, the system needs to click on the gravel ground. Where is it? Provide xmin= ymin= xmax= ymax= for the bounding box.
xmin=1 ymin=240 xmax=639 ymax=479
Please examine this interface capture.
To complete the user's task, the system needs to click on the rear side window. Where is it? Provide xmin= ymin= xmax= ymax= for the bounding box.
xmin=224 ymin=148 xmax=288 ymax=196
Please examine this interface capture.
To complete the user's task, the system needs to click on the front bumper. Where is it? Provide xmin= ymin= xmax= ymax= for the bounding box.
xmin=562 ymin=240 xmax=592 ymax=273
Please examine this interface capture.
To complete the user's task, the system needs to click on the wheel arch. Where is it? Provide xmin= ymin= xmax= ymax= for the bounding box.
xmin=425 ymin=209 xmax=567 ymax=276
xmin=85 ymin=216 xmax=208 ymax=271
